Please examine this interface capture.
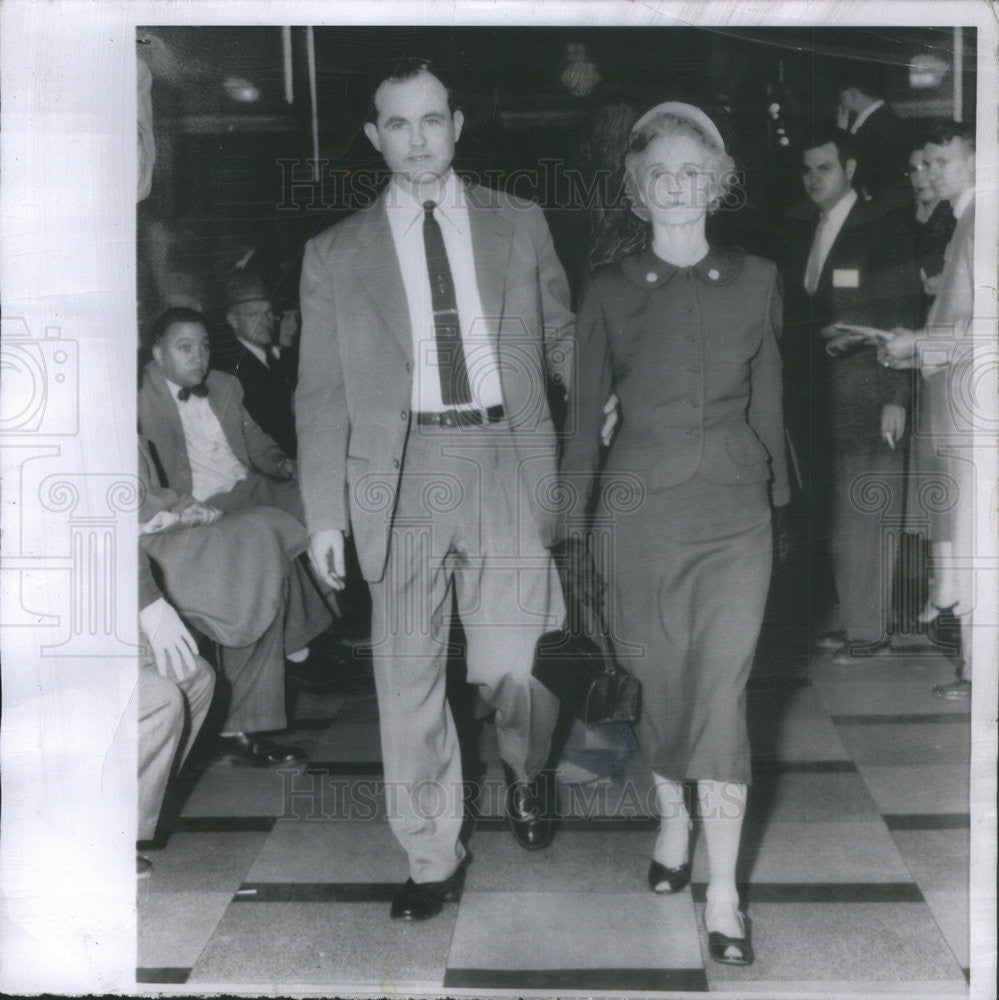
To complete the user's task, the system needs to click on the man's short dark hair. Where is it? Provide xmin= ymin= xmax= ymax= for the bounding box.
xmin=925 ymin=119 xmax=976 ymax=154
xmin=365 ymin=56 xmax=457 ymax=124
xmin=836 ymin=63 xmax=886 ymax=100
xmin=150 ymin=306 xmax=209 ymax=347
xmin=800 ymin=126 xmax=859 ymax=171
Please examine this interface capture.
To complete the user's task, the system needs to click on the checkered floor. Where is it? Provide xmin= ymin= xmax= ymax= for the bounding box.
xmin=137 ymin=637 xmax=971 ymax=995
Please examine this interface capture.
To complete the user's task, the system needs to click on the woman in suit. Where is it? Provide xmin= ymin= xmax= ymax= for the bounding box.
xmin=562 ymin=103 xmax=789 ymax=966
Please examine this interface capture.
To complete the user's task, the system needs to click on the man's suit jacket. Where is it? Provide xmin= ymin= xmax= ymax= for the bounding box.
xmin=212 ymin=331 xmax=298 ymax=456
xmin=852 ymin=103 xmax=912 ymax=208
xmin=296 ymin=181 xmax=574 ymax=583
xmin=780 ymin=196 xmax=915 ymax=448
xmin=139 ymin=362 xmax=289 ymax=498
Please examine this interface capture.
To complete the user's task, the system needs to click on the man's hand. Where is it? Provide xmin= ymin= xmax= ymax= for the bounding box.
xmin=277 ymin=457 xmax=298 ymax=481
xmin=600 ymin=392 xmax=620 ymax=447
xmin=308 ymin=529 xmax=347 ymax=590
xmin=139 ymin=598 xmax=199 ymax=680
xmin=178 ymin=501 xmax=222 ymax=526
xmin=877 ymin=328 xmax=920 ymax=369
xmin=880 ymin=403 xmax=906 ymax=450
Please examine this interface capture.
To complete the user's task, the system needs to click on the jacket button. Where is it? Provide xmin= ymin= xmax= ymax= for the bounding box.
xmin=404 ymin=362 xmax=412 ymax=373
xmin=687 ymin=364 xmax=701 ymax=374
xmin=392 ymin=458 xmax=400 ymax=469
xmin=400 ymin=410 xmax=408 ymax=421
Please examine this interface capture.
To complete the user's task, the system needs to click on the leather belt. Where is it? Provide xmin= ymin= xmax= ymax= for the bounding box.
xmin=415 ymin=405 xmax=505 ymax=428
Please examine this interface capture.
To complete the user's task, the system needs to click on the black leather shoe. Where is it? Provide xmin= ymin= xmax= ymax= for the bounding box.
xmin=648 ymin=859 xmax=691 ymax=894
xmin=390 ymin=855 xmax=470 ymax=921
xmin=705 ymin=910 xmax=754 ymax=966
xmin=504 ymin=766 xmax=556 ymax=851
xmin=217 ymin=732 xmax=308 ymax=766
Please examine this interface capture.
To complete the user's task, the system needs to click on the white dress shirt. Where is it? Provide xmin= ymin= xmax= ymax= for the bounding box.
xmin=166 ymin=377 xmax=248 ymax=500
xmin=384 ymin=169 xmax=504 ymax=412
xmin=804 ymin=188 xmax=858 ymax=294
xmin=951 ymin=185 xmax=974 ymax=222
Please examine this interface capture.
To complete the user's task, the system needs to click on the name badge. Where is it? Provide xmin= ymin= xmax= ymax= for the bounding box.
xmin=832 ymin=268 xmax=860 ymax=288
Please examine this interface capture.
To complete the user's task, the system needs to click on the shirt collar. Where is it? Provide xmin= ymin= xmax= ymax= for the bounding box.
xmin=386 ymin=168 xmax=463 ymax=218
xmin=952 ymin=186 xmax=975 ymax=220
xmin=620 ymin=244 xmax=746 ymax=290
xmin=850 ymin=99 xmax=884 ymax=134
xmin=820 ymin=187 xmax=858 ymax=229
xmin=237 ymin=337 xmax=270 ymax=366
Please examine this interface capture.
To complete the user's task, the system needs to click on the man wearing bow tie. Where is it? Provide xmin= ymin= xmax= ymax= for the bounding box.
xmin=138 ymin=308 xmax=336 ymax=764
xmin=139 ymin=307 xmax=301 ymax=519
xmin=296 ymin=58 xmax=574 ymax=920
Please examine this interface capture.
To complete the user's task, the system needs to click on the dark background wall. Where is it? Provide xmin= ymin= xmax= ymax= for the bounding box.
xmin=136 ymin=25 xmax=976 ymax=324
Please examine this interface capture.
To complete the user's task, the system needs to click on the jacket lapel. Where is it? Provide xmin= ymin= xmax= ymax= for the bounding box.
xmin=353 ymin=195 xmax=413 ymax=360
xmin=466 ymin=185 xmax=512 ymax=352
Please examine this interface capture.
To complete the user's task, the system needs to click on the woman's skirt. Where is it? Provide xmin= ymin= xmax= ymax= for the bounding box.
xmin=599 ymin=474 xmax=772 ymax=785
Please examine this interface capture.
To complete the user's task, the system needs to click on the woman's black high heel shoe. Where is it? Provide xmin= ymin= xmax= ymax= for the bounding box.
xmin=926 ymin=603 xmax=961 ymax=656
xmin=705 ymin=909 xmax=754 ymax=966
xmin=647 ymin=859 xmax=691 ymax=894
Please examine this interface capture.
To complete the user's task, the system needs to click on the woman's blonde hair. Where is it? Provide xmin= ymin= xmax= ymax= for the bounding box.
xmin=624 ymin=111 xmax=737 ymax=219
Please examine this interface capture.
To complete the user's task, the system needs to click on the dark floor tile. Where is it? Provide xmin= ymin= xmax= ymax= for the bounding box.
xmin=135 ymin=967 xmax=191 ymax=984
xmin=443 ymin=967 xmax=708 ymax=991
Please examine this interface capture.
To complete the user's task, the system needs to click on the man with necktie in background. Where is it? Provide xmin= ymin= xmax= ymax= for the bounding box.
xmin=295 ymin=58 xmax=574 ymax=921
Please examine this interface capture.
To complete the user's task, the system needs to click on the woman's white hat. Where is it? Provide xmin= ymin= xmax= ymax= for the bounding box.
xmin=630 ymin=101 xmax=726 ymax=153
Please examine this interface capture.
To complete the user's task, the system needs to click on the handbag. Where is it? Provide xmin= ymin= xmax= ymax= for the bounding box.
xmin=532 ymin=538 xmax=641 ymax=725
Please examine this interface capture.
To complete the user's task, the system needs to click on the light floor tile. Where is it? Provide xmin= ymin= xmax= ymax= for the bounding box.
xmin=245 ymin=818 xmax=409 ymax=884
xmin=890 ymin=829 xmax=969 ymax=891
xmin=810 ymin=674 xmax=970 ymax=716
xmin=699 ymin=901 xmax=965 ymax=986
xmin=447 ymin=891 xmax=701 ymax=970
xmin=836 ymin=722 xmax=970 ymax=766
xmin=179 ymin=760 xmax=293 ymax=817
xmin=921 ymin=887 xmax=971 ymax=968
xmin=139 ymin=831 xmax=269 ymax=894
xmin=137 ymin=891 xmax=231 ymax=969
xmin=858 ymin=763 xmax=970 ymax=815
xmin=751 ymin=714 xmax=851 ymax=765
xmin=691 ymin=820 xmax=911 ymax=884
xmin=463 ymin=829 xmax=653 ymax=894
xmin=744 ymin=769 xmax=880 ymax=824
xmin=189 ymin=900 xmax=455 ymax=987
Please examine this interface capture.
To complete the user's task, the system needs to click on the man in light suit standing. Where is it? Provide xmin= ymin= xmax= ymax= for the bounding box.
xmin=296 ymin=59 xmax=573 ymax=921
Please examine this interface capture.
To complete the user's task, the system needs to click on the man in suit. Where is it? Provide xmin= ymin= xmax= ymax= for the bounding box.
xmin=296 ymin=58 xmax=573 ymax=921
xmin=781 ymin=127 xmax=917 ymax=662
xmin=212 ymin=273 xmax=299 ymax=456
xmin=139 ymin=309 xmax=335 ymax=763
xmin=138 ymin=547 xmax=215 ymax=875
xmin=836 ymin=68 xmax=910 ymax=208
xmin=878 ymin=121 xmax=977 ymax=699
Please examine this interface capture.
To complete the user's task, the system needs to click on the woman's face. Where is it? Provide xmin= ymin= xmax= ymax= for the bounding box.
xmin=633 ymin=132 xmax=715 ymax=226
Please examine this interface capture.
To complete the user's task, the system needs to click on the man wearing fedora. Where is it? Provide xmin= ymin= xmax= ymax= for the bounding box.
xmin=213 ymin=272 xmax=299 ymax=456
xmin=295 ymin=58 xmax=574 ymax=921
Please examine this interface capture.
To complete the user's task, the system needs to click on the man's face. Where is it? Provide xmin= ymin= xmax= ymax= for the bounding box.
xmin=153 ymin=321 xmax=210 ymax=387
xmin=228 ymin=298 xmax=275 ymax=347
xmin=363 ymin=71 xmax=463 ymax=193
xmin=907 ymin=149 xmax=935 ymax=204
xmin=923 ymin=137 xmax=975 ymax=203
xmin=802 ymin=141 xmax=855 ymax=213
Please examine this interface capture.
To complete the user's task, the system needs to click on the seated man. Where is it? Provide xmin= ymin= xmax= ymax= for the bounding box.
xmin=138 ymin=549 xmax=215 ymax=874
xmin=139 ymin=306 xmax=302 ymax=520
xmin=212 ymin=273 xmax=298 ymax=456
xmin=138 ymin=424 xmax=333 ymax=765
